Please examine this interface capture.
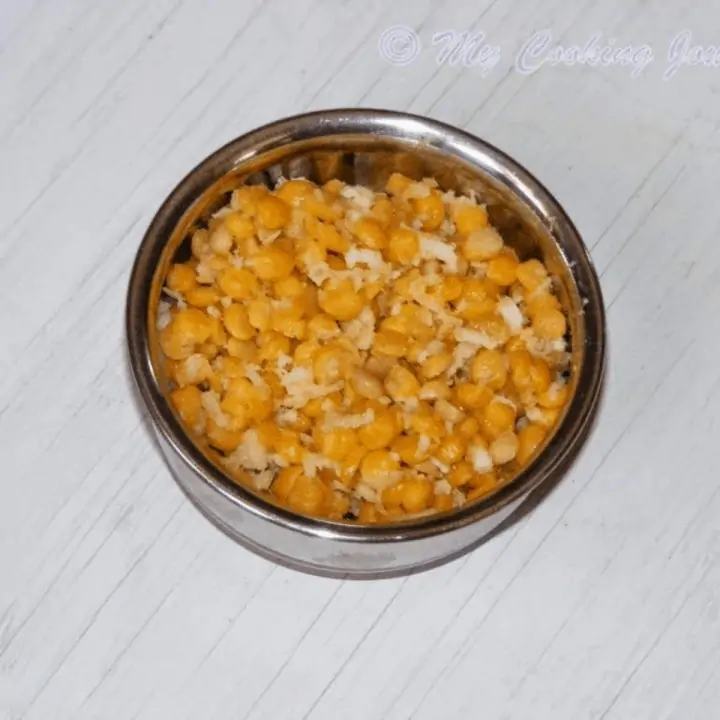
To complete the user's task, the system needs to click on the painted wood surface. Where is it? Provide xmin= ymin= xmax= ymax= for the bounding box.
xmin=2 ymin=0 xmax=720 ymax=717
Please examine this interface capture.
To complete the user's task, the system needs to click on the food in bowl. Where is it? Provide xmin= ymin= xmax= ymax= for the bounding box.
xmin=157 ymin=172 xmax=571 ymax=524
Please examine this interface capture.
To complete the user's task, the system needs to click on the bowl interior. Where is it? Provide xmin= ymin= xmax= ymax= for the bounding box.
xmin=131 ymin=111 xmax=605 ymax=534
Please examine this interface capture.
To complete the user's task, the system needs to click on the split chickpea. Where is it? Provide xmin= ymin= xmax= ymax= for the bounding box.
xmin=160 ymin=172 xmax=572 ymax=523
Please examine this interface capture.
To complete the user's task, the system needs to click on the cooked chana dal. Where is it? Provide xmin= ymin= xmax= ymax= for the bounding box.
xmin=158 ymin=172 xmax=571 ymax=523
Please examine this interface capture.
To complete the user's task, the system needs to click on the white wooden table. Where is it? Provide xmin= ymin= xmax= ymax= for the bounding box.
xmin=2 ymin=1 xmax=720 ymax=718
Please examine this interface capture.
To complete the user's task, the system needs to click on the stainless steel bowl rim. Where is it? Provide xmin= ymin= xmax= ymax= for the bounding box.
xmin=126 ymin=108 xmax=606 ymax=546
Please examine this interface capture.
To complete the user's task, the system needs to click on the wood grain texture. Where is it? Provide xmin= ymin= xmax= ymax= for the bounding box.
xmin=1 ymin=0 xmax=719 ymax=717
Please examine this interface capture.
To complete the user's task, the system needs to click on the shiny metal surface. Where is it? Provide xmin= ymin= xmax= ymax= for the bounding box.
xmin=126 ymin=108 xmax=606 ymax=578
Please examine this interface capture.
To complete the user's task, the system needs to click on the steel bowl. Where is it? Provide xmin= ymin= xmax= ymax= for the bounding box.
xmin=126 ymin=108 xmax=606 ymax=578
